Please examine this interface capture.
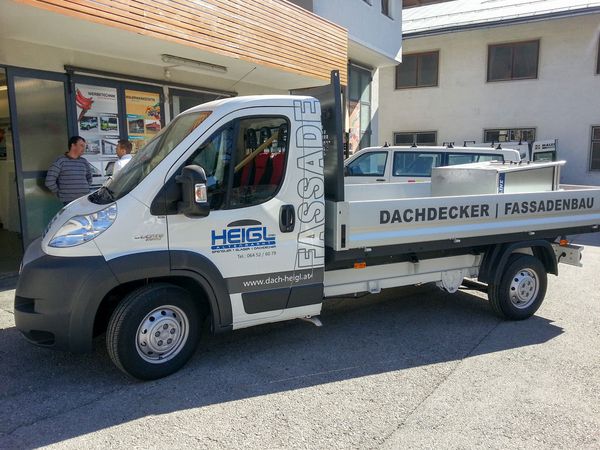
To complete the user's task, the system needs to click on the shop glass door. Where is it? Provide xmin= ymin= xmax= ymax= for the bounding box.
xmin=0 ymin=68 xmax=22 ymax=272
xmin=8 ymin=68 xmax=69 ymax=247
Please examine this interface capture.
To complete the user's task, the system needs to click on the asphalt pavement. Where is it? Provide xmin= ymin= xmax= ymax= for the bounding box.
xmin=0 ymin=236 xmax=598 ymax=449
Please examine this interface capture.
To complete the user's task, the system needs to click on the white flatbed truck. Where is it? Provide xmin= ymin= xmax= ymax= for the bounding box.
xmin=15 ymin=75 xmax=600 ymax=379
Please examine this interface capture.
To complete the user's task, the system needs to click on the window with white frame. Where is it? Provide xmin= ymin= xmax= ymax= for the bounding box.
xmin=483 ymin=128 xmax=536 ymax=143
xmin=591 ymin=126 xmax=600 ymax=171
xmin=394 ymin=131 xmax=437 ymax=146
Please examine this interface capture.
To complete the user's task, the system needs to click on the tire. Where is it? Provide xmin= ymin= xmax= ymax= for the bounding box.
xmin=488 ymin=254 xmax=547 ymax=320
xmin=107 ymin=283 xmax=201 ymax=380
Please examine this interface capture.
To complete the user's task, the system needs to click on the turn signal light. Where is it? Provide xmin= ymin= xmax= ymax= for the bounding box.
xmin=559 ymin=239 xmax=569 ymax=247
xmin=354 ymin=261 xmax=367 ymax=269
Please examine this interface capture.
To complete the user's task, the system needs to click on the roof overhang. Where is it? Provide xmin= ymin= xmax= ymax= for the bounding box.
xmin=0 ymin=0 xmax=348 ymax=89
xmin=404 ymin=6 xmax=600 ymax=39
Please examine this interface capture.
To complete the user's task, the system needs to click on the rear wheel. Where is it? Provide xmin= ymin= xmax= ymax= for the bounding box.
xmin=488 ymin=254 xmax=547 ymax=320
xmin=107 ymin=283 xmax=201 ymax=380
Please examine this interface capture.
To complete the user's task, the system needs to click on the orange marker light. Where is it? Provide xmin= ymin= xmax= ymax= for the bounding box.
xmin=354 ymin=261 xmax=367 ymax=269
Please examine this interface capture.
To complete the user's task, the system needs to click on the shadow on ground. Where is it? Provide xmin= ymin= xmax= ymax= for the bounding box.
xmin=0 ymin=282 xmax=562 ymax=448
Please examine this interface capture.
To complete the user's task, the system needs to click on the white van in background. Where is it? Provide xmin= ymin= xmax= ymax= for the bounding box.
xmin=463 ymin=139 xmax=557 ymax=163
xmin=344 ymin=145 xmax=521 ymax=184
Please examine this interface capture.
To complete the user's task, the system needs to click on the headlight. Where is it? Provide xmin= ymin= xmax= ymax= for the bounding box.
xmin=49 ymin=204 xmax=117 ymax=248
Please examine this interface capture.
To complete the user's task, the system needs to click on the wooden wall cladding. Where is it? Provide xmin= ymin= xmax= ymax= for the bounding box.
xmin=15 ymin=0 xmax=348 ymax=84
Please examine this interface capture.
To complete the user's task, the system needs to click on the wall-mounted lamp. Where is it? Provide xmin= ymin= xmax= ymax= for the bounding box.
xmin=161 ymin=54 xmax=227 ymax=74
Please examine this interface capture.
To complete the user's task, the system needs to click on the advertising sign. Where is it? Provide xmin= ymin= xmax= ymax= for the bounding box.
xmin=125 ymin=89 xmax=161 ymax=152
xmin=291 ymin=71 xmax=345 ymax=202
xmin=74 ymin=84 xmax=119 ymax=182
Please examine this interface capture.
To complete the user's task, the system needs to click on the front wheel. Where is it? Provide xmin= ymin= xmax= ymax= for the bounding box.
xmin=488 ymin=254 xmax=547 ymax=320
xmin=107 ymin=283 xmax=201 ymax=380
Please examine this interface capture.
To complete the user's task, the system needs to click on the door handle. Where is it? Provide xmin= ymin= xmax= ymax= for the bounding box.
xmin=279 ymin=204 xmax=295 ymax=233
xmin=376 ymin=178 xmax=385 ymax=182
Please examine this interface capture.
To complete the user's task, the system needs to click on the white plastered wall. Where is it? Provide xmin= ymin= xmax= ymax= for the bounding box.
xmin=378 ymin=14 xmax=600 ymax=184
xmin=312 ymin=0 xmax=402 ymax=62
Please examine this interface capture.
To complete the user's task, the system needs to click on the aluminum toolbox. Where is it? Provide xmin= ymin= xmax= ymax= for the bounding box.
xmin=431 ymin=160 xmax=565 ymax=197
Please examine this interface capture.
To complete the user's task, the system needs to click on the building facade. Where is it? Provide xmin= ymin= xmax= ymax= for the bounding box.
xmin=289 ymin=0 xmax=403 ymax=152
xmin=378 ymin=0 xmax=600 ymax=185
xmin=0 ymin=0 xmax=401 ymax=271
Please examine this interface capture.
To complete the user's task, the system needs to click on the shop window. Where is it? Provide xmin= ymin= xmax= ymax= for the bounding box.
xmin=170 ymin=90 xmax=221 ymax=117
xmin=591 ymin=126 xmax=600 ymax=171
xmin=348 ymin=64 xmax=372 ymax=152
xmin=393 ymin=131 xmax=437 ymax=146
xmin=483 ymin=128 xmax=536 ymax=143
xmin=487 ymin=40 xmax=539 ymax=81
xmin=395 ymin=51 xmax=439 ymax=89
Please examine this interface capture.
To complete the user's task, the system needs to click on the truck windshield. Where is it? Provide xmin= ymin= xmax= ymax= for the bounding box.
xmin=90 ymin=111 xmax=212 ymax=204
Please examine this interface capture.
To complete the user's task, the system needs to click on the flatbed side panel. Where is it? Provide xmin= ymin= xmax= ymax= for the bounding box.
xmin=345 ymin=189 xmax=600 ymax=249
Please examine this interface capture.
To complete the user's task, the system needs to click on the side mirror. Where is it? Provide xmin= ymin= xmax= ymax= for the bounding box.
xmin=175 ymin=165 xmax=210 ymax=217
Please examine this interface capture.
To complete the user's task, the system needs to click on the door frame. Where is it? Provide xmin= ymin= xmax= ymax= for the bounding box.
xmin=6 ymin=66 xmax=70 ymax=247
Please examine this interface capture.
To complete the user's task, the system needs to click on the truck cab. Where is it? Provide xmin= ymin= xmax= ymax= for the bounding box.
xmin=344 ymin=145 xmax=521 ymax=184
xmin=16 ymin=95 xmax=326 ymax=379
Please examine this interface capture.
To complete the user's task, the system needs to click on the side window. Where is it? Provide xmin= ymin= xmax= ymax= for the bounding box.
xmin=447 ymin=153 xmax=503 ymax=165
xmin=476 ymin=154 xmax=501 ymax=162
xmin=186 ymin=124 xmax=234 ymax=210
xmin=393 ymin=152 xmax=441 ymax=177
xmin=184 ymin=116 xmax=289 ymax=210
xmin=229 ymin=117 xmax=289 ymax=208
xmin=346 ymin=152 xmax=387 ymax=176
xmin=533 ymin=151 xmax=555 ymax=162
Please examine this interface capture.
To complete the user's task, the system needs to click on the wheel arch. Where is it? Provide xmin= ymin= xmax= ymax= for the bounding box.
xmin=93 ymin=251 xmax=233 ymax=342
xmin=478 ymin=240 xmax=557 ymax=285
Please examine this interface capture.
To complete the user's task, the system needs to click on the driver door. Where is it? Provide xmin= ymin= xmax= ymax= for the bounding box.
xmin=166 ymin=107 xmax=320 ymax=327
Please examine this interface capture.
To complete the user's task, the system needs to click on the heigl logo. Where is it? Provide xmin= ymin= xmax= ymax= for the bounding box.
xmin=211 ymin=219 xmax=276 ymax=252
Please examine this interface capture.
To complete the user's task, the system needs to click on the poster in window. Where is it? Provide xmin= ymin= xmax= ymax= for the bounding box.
xmin=74 ymin=84 xmax=119 ymax=181
xmin=125 ymin=89 xmax=161 ymax=153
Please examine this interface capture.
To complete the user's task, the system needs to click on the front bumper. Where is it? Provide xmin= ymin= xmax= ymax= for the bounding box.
xmin=14 ymin=238 xmax=118 ymax=353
